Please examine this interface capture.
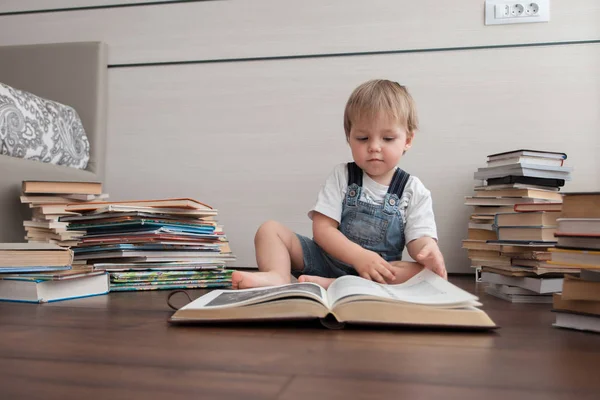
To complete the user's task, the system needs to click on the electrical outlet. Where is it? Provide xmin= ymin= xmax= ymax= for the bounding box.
xmin=511 ymin=3 xmax=525 ymax=16
xmin=485 ymin=0 xmax=550 ymax=25
xmin=525 ymin=2 xmax=539 ymax=15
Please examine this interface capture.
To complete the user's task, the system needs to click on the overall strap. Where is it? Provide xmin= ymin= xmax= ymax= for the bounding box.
xmin=347 ymin=162 xmax=363 ymax=187
xmin=387 ymin=168 xmax=411 ymax=197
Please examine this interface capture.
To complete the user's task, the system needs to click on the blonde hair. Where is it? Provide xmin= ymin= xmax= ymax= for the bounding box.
xmin=343 ymin=79 xmax=418 ymax=139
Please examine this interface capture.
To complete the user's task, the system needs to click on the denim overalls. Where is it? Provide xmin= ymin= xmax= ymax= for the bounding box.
xmin=295 ymin=162 xmax=410 ymax=278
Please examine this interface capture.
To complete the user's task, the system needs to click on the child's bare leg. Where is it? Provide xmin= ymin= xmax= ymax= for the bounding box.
xmin=231 ymin=220 xmax=305 ymax=289
xmin=298 ymin=275 xmax=336 ymax=289
xmin=388 ymin=261 xmax=424 ymax=284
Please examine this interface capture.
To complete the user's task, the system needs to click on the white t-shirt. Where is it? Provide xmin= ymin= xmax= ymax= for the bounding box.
xmin=309 ymin=163 xmax=438 ymax=243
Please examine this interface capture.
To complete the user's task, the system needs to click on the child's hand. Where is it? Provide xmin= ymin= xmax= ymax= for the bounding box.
xmin=415 ymin=242 xmax=447 ymax=279
xmin=353 ymin=250 xmax=396 ymax=284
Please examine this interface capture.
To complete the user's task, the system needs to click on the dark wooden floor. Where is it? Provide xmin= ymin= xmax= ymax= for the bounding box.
xmin=1 ymin=275 xmax=599 ymax=400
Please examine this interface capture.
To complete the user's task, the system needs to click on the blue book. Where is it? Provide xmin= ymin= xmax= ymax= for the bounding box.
xmin=0 ymin=271 xmax=109 ymax=303
xmin=73 ymin=243 xmax=220 ymax=254
xmin=71 ymin=221 xmax=215 ymax=234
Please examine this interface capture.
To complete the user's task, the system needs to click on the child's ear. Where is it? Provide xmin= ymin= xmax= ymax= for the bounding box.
xmin=404 ymin=131 xmax=414 ymax=150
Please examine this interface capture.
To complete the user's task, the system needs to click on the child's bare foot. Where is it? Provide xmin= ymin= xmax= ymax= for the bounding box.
xmin=231 ymin=271 xmax=289 ymax=289
xmin=298 ymin=275 xmax=336 ymax=289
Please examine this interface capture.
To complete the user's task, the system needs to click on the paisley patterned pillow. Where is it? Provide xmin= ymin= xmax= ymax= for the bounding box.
xmin=0 ymin=82 xmax=90 ymax=169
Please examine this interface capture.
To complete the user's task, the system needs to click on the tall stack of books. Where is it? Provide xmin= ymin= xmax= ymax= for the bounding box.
xmin=550 ymin=192 xmax=600 ymax=332
xmin=463 ymin=149 xmax=575 ymax=303
xmin=0 ymin=243 xmax=109 ymax=303
xmin=21 ymin=180 xmax=108 ymax=247
xmin=60 ymin=198 xmax=235 ymax=291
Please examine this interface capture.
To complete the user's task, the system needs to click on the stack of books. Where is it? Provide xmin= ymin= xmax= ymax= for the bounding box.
xmin=553 ymin=270 xmax=600 ymax=333
xmin=0 ymin=243 xmax=109 ymax=303
xmin=60 ymin=198 xmax=235 ymax=291
xmin=463 ymin=150 xmax=575 ymax=302
xmin=21 ymin=180 xmax=108 ymax=247
xmin=549 ymin=192 xmax=600 ymax=332
xmin=480 ymin=271 xmax=563 ymax=303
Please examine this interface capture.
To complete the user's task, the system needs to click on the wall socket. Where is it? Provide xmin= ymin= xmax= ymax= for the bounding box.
xmin=485 ymin=0 xmax=550 ymax=25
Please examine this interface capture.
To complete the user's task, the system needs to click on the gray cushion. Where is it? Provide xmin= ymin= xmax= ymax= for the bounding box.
xmin=0 ymin=81 xmax=90 ymax=169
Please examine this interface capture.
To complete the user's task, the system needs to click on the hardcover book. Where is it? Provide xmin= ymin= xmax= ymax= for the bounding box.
xmin=169 ymin=270 xmax=497 ymax=330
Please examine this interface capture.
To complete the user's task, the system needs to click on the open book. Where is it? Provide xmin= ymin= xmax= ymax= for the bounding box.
xmin=169 ymin=269 xmax=497 ymax=330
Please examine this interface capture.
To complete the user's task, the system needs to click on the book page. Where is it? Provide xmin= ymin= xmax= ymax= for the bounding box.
xmin=327 ymin=269 xmax=478 ymax=308
xmin=181 ymin=282 xmax=329 ymax=310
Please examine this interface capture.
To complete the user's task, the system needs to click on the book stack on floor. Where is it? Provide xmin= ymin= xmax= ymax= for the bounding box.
xmin=491 ymin=210 xmax=566 ymax=277
xmin=0 ymin=243 xmax=109 ymax=303
xmin=480 ymin=271 xmax=563 ymax=303
xmin=549 ymin=192 xmax=600 ymax=333
xmin=463 ymin=149 xmax=574 ymax=302
xmin=21 ymin=180 xmax=108 ymax=247
xmin=60 ymin=198 xmax=235 ymax=291
xmin=553 ymin=270 xmax=600 ymax=333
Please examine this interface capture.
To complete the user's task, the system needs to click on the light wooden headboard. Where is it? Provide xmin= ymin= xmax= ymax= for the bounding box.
xmin=0 ymin=42 xmax=108 ymax=242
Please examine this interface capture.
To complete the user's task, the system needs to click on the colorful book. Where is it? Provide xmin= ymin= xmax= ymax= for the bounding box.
xmin=91 ymin=261 xmax=225 ymax=272
xmin=110 ymin=270 xmax=233 ymax=283
xmin=110 ymin=281 xmax=231 ymax=292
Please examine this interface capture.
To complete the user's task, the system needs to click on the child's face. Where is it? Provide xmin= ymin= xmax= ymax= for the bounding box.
xmin=348 ymin=112 xmax=413 ymax=185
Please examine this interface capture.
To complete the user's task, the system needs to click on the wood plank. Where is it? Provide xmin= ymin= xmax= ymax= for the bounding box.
xmin=3 ymin=323 xmax=598 ymax=392
xmin=1 ymin=277 xmax=599 ymax=398
xmin=0 ymin=1 xmax=598 ymax=64
xmin=0 ymin=0 xmax=179 ymax=14
xmin=103 ymin=43 xmax=600 ymax=271
xmin=0 ymin=358 xmax=288 ymax=400
xmin=280 ymin=376 xmax=600 ymax=400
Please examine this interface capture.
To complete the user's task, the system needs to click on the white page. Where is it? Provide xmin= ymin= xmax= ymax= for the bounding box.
xmin=327 ymin=269 xmax=478 ymax=307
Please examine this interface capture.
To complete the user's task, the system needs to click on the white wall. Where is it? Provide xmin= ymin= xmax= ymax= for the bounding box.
xmin=1 ymin=0 xmax=599 ymax=272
